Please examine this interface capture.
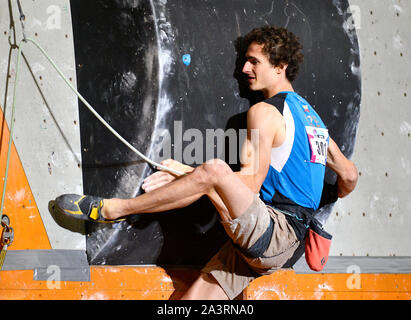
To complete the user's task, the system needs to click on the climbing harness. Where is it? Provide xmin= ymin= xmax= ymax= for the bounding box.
xmin=0 ymin=1 xmax=186 ymax=236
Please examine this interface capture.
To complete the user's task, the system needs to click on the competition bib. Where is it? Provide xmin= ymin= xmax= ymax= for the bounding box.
xmin=306 ymin=126 xmax=328 ymax=165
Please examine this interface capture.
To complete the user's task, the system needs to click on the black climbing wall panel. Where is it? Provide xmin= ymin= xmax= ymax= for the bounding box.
xmin=70 ymin=0 xmax=361 ymax=266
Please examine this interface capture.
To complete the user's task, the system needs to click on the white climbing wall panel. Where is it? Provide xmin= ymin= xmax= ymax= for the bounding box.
xmin=327 ymin=0 xmax=411 ymax=256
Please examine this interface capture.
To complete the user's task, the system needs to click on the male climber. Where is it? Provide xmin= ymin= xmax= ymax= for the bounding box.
xmin=54 ymin=26 xmax=358 ymax=300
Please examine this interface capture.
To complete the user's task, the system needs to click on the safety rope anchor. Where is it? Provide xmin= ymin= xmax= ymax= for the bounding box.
xmin=1 ymin=215 xmax=14 ymax=245
xmin=0 ymin=215 xmax=14 ymax=270
xmin=16 ymin=0 xmax=27 ymax=42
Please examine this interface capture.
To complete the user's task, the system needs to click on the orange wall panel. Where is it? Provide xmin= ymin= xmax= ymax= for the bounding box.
xmin=0 ymin=108 xmax=51 ymax=250
xmin=0 ymin=266 xmax=410 ymax=300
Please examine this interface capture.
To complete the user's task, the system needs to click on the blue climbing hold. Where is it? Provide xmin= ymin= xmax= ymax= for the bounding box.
xmin=182 ymin=54 xmax=191 ymax=66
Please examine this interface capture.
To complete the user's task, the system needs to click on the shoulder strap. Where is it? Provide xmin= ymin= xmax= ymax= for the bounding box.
xmin=264 ymin=93 xmax=288 ymax=115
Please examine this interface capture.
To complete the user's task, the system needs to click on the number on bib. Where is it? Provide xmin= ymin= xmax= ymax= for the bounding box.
xmin=306 ymin=126 xmax=329 ymax=165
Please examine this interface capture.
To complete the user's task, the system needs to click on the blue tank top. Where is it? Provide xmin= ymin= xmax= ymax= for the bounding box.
xmin=259 ymin=91 xmax=328 ymax=212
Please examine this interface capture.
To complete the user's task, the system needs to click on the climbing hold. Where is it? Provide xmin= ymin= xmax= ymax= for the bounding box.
xmin=182 ymin=54 xmax=191 ymax=66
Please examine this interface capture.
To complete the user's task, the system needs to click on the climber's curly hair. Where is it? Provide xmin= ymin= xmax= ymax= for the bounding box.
xmin=243 ymin=26 xmax=304 ymax=82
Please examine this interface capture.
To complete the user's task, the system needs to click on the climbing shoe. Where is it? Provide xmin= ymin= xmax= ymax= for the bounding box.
xmin=54 ymin=194 xmax=124 ymax=223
